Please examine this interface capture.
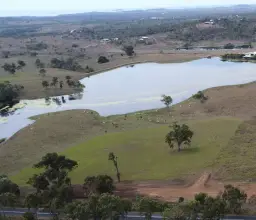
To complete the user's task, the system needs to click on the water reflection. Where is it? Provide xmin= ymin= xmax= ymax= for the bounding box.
xmin=0 ymin=107 xmax=15 ymax=117
xmin=69 ymin=92 xmax=83 ymax=101
xmin=42 ymin=92 xmax=84 ymax=107
xmin=62 ymin=96 xmax=66 ymax=104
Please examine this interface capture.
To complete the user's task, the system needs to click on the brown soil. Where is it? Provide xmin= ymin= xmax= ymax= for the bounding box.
xmin=114 ymin=173 xmax=256 ymax=201
xmin=72 ymin=172 xmax=256 ymax=201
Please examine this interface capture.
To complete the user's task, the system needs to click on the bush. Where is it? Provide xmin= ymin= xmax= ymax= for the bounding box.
xmin=221 ymin=53 xmax=245 ymax=60
xmin=178 ymin=197 xmax=185 ymax=203
xmin=223 ymin=43 xmax=235 ymax=49
xmin=23 ymin=212 xmax=36 ymax=220
xmin=84 ymin=175 xmax=115 ymax=195
xmin=123 ymin=45 xmax=135 ymax=56
xmin=51 ymin=58 xmax=86 ymax=72
xmin=30 ymin=52 xmax=38 ymax=57
xmin=0 ymin=81 xmax=24 ymax=109
xmin=97 ymin=56 xmax=109 ymax=64
xmin=162 ymin=206 xmax=187 ymax=220
xmin=26 ymin=42 xmax=48 ymax=51
xmin=2 ymin=63 xmax=17 ymax=74
xmin=248 ymin=195 xmax=256 ymax=205
xmin=195 ymin=192 xmax=208 ymax=205
xmin=193 ymin=91 xmax=208 ymax=103
xmin=72 ymin=43 xmax=79 ymax=48
xmin=0 ymin=138 xmax=6 ymax=144
xmin=222 ymin=184 xmax=247 ymax=214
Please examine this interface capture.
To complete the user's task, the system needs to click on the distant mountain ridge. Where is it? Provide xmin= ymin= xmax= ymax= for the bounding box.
xmin=1 ymin=4 xmax=256 ymax=20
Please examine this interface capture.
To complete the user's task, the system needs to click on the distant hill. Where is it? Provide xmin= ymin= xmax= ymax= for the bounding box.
xmin=1 ymin=5 xmax=256 ymax=22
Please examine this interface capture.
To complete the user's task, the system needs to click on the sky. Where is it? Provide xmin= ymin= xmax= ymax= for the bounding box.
xmin=1 ymin=0 xmax=256 ymax=16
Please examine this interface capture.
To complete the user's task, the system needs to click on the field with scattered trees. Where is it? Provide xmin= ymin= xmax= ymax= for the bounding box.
xmin=1 ymin=6 xmax=256 ymax=217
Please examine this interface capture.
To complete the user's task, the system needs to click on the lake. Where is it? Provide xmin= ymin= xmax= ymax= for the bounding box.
xmin=1 ymin=57 xmax=256 ymax=139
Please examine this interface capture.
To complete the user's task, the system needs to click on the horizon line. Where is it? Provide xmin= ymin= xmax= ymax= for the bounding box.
xmin=0 ymin=4 xmax=255 ymax=18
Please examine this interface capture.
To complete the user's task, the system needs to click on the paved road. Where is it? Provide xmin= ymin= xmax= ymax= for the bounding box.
xmin=2 ymin=209 xmax=256 ymax=219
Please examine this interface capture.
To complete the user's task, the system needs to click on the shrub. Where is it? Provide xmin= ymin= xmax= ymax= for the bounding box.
xmin=0 ymin=138 xmax=6 ymax=144
xmin=123 ymin=45 xmax=134 ymax=56
xmin=23 ymin=212 xmax=36 ymax=220
xmin=222 ymin=184 xmax=247 ymax=214
xmin=84 ymin=175 xmax=115 ymax=195
xmin=97 ymin=56 xmax=109 ymax=64
xmin=248 ymin=195 xmax=256 ymax=205
xmin=221 ymin=53 xmax=245 ymax=60
xmin=193 ymin=91 xmax=208 ymax=103
xmin=72 ymin=43 xmax=79 ymax=48
xmin=223 ymin=43 xmax=235 ymax=49
xmin=0 ymin=81 xmax=24 ymax=109
xmin=26 ymin=42 xmax=48 ymax=51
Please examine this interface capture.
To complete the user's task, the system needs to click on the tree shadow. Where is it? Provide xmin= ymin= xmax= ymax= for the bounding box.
xmin=170 ymin=147 xmax=200 ymax=155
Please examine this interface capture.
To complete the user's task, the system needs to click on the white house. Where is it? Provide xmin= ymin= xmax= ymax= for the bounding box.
xmin=100 ymin=38 xmax=111 ymax=43
xmin=204 ymin=20 xmax=215 ymax=25
xmin=139 ymin=36 xmax=149 ymax=42
xmin=243 ymin=52 xmax=256 ymax=58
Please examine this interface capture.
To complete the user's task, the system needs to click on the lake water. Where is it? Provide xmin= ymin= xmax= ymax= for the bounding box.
xmin=1 ymin=57 xmax=256 ymax=139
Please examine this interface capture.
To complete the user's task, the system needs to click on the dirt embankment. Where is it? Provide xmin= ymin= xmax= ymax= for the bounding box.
xmin=114 ymin=172 xmax=256 ymax=201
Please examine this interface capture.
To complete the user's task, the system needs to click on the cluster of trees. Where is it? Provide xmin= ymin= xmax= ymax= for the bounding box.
xmin=34 ymin=59 xmax=47 ymax=76
xmin=2 ymin=60 xmax=26 ymax=74
xmin=0 ymin=81 xmax=24 ymax=109
xmin=65 ymin=76 xmax=85 ymax=91
xmin=35 ymin=59 xmax=45 ymax=69
xmin=221 ymin=53 xmax=245 ymax=60
xmin=41 ymin=76 xmax=85 ymax=92
xmin=0 ymin=175 xmax=20 ymax=214
xmin=26 ymin=42 xmax=48 ymax=51
xmin=42 ymin=77 xmax=63 ymax=89
xmin=64 ymin=186 xmax=248 ymax=220
xmin=50 ymin=58 xmax=94 ymax=73
xmin=221 ymin=53 xmax=256 ymax=61
xmin=223 ymin=43 xmax=252 ymax=49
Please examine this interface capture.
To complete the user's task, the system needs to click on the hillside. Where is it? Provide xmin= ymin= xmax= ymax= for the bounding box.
xmin=1 ymin=82 xmax=256 ymax=185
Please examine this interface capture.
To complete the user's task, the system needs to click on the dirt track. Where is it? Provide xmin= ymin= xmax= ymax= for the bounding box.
xmin=115 ymin=173 xmax=256 ymax=201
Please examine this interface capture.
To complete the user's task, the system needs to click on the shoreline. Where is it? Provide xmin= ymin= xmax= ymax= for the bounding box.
xmin=1 ymin=49 xmax=253 ymax=100
xmin=1 ymin=79 xmax=255 ymax=141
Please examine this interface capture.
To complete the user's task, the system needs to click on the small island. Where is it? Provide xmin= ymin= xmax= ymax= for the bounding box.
xmin=221 ymin=52 xmax=256 ymax=62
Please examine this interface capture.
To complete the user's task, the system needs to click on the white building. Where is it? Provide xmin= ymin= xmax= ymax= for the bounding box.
xmin=100 ymin=38 xmax=111 ymax=43
xmin=139 ymin=36 xmax=149 ymax=42
xmin=243 ymin=52 xmax=256 ymax=58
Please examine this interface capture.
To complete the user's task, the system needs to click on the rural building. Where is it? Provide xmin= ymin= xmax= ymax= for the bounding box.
xmin=243 ymin=52 xmax=256 ymax=58
xmin=204 ymin=19 xmax=215 ymax=25
xmin=139 ymin=36 xmax=149 ymax=42
xmin=100 ymin=38 xmax=111 ymax=43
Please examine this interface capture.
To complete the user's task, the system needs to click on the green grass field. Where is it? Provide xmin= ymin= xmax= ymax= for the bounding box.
xmin=11 ymin=117 xmax=241 ymax=185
